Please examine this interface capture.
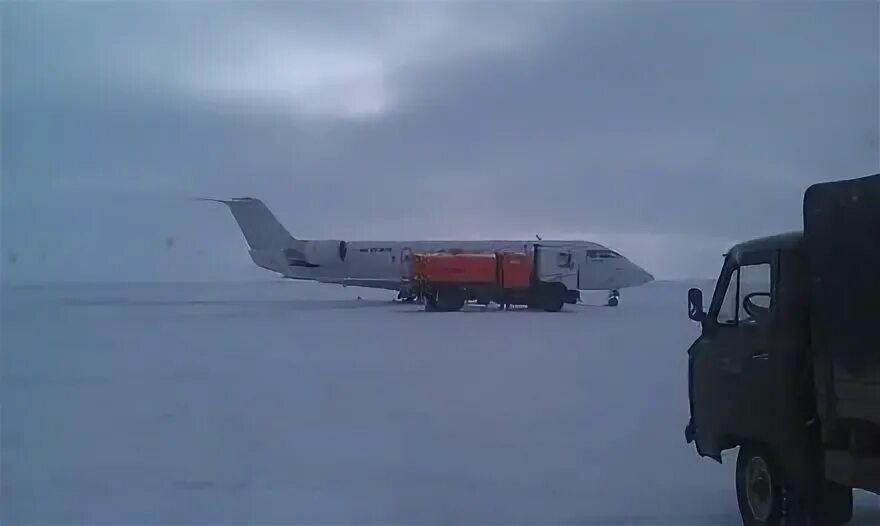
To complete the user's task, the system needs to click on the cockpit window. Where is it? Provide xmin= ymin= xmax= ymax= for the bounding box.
xmin=586 ymin=249 xmax=620 ymax=260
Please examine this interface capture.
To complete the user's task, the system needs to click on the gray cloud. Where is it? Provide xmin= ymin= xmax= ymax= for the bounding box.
xmin=2 ymin=1 xmax=878 ymax=281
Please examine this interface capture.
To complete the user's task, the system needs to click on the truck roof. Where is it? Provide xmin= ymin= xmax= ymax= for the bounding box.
xmin=728 ymin=231 xmax=803 ymax=262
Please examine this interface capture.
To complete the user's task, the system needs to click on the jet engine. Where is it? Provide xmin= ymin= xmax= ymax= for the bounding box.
xmin=304 ymin=240 xmax=347 ymax=266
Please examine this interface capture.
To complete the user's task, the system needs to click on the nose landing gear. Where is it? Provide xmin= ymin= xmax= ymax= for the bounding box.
xmin=607 ymin=289 xmax=620 ymax=307
xmin=396 ymin=290 xmax=418 ymax=303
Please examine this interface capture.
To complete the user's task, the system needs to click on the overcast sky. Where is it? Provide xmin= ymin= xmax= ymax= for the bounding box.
xmin=2 ymin=1 xmax=878 ymax=282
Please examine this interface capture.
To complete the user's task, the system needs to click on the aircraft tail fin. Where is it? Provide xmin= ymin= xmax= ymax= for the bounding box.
xmin=199 ymin=197 xmax=298 ymax=250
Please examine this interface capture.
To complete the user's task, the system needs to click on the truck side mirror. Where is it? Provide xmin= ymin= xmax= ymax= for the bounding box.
xmin=688 ymin=288 xmax=706 ymax=323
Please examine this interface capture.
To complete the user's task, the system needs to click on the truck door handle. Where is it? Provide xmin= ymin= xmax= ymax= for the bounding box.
xmin=751 ymin=352 xmax=769 ymax=361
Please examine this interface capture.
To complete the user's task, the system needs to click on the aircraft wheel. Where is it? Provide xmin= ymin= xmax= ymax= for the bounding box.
xmin=607 ymin=290 xmax=620 ymax=307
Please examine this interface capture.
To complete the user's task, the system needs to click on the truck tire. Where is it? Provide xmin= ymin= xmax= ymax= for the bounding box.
xmin=424 ymin=290 xmax=439 ymax=312
xmin=543 ymin=296 xmax=564 ymax=312
xmin=436 ymin=287 xmax=465 ymax=312
xmin=540 ymin=284 xmax=565 ymax=312
xmin=736 ymin=444 xmax=786 ymax=526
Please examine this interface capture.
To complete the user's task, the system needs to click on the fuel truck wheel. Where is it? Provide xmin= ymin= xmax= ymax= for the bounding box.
xmin=540 ymin=284 xmax=565 ymax=312
xmin=424 ymin=290 xmax=439 ymax=311
xmin=435 ymin=287 xmax=465 ymax=312
xmin=736 ymin=444 xmax=785 ymax=526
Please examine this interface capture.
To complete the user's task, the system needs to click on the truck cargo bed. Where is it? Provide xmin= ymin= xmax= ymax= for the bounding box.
xmin=825 ymin=450 xmax=880 ymax=494
xmin=804 ymin=173 xmax=880 ymax=427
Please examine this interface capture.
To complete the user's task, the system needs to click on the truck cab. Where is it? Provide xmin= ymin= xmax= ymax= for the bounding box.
xmin=685 ymin=233 xmax=804 ymax=461
xmin=684 ymin=173 xmax=880 ymax=525
xmin=685 ymin=233 xmax=852 ymax=525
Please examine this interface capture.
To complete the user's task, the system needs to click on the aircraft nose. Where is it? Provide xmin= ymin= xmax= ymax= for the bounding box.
xmin=632 ymin=263 xmax=654 ymax=285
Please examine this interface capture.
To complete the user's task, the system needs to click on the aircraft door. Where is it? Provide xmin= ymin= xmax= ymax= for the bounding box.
xmin=579 ymin=250 xmax=611 ymax=288
xmin=580 ymin=248 xmax=633 ymax=289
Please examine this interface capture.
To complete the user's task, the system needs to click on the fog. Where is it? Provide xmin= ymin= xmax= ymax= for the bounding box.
xmin=2 ymin=2 xmax=878 ymax=282
xmin=2 ymin=3 xmax=879 ymax=524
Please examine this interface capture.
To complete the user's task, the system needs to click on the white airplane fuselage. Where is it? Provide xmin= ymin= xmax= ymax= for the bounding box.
xmin=251 ymin=240 xmax=653 ymax=291
xmin=211 ymin=198 xmax=654 ymax=292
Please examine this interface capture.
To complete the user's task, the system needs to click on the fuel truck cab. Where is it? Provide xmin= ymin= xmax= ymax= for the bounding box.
xmin=685 ymin=173 xmax=880 ymax=525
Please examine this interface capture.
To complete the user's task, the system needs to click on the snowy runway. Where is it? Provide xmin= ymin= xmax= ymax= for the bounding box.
xmin=2 ymin=281 xmax=877 ymax=524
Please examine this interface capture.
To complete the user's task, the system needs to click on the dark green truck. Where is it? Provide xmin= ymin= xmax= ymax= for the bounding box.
xmin=685 ymin=173 xmax=880 ymax=525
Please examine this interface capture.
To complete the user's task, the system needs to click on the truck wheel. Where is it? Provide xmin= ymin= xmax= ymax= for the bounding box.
xmin=543 ymin=296 xmax=564 ymax=312
xmin=436 ymin=288 xmax=465 ymax=312
xmin=541 ymin=285 xmax=565 ymax=312
xmin=736 ymin=444 xmax=785 ymax=526
xmin=607 ymin=296 xmax=619 ymax=307
xmin=424 ymin=292 xmax=438 ymax=311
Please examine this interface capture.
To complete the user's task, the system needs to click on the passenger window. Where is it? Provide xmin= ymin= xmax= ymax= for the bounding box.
xmin=717 ymin=268 xmax=739 ymax=325
xmin=739 ymin=263 xmax=772 ymax=325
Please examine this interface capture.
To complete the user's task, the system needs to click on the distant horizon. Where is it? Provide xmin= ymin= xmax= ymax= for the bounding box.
xmin=0 ymin=276 xmax=719 ymax=287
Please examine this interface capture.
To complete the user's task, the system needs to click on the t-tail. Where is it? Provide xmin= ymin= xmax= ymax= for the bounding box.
xmin=199 ymin=197 xmax=303 ymax=274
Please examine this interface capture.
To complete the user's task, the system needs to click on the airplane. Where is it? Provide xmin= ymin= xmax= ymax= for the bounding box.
xmin=204 ymin=197 xmax=654 ymax=304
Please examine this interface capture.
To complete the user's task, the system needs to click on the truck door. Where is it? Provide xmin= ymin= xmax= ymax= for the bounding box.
xmin=535 ymin=247 xmax=577 ymax=289
xmin=690 ymin=253 xmax=776 ymax=458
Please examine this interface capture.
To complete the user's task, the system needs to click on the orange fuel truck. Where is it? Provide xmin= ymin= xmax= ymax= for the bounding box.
xmin=409 ymin=247 xmax=579 ymax=312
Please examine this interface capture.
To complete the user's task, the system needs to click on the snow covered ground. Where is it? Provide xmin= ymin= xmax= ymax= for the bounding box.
xmin=2 ymin=280 xmax=877 ymax=524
